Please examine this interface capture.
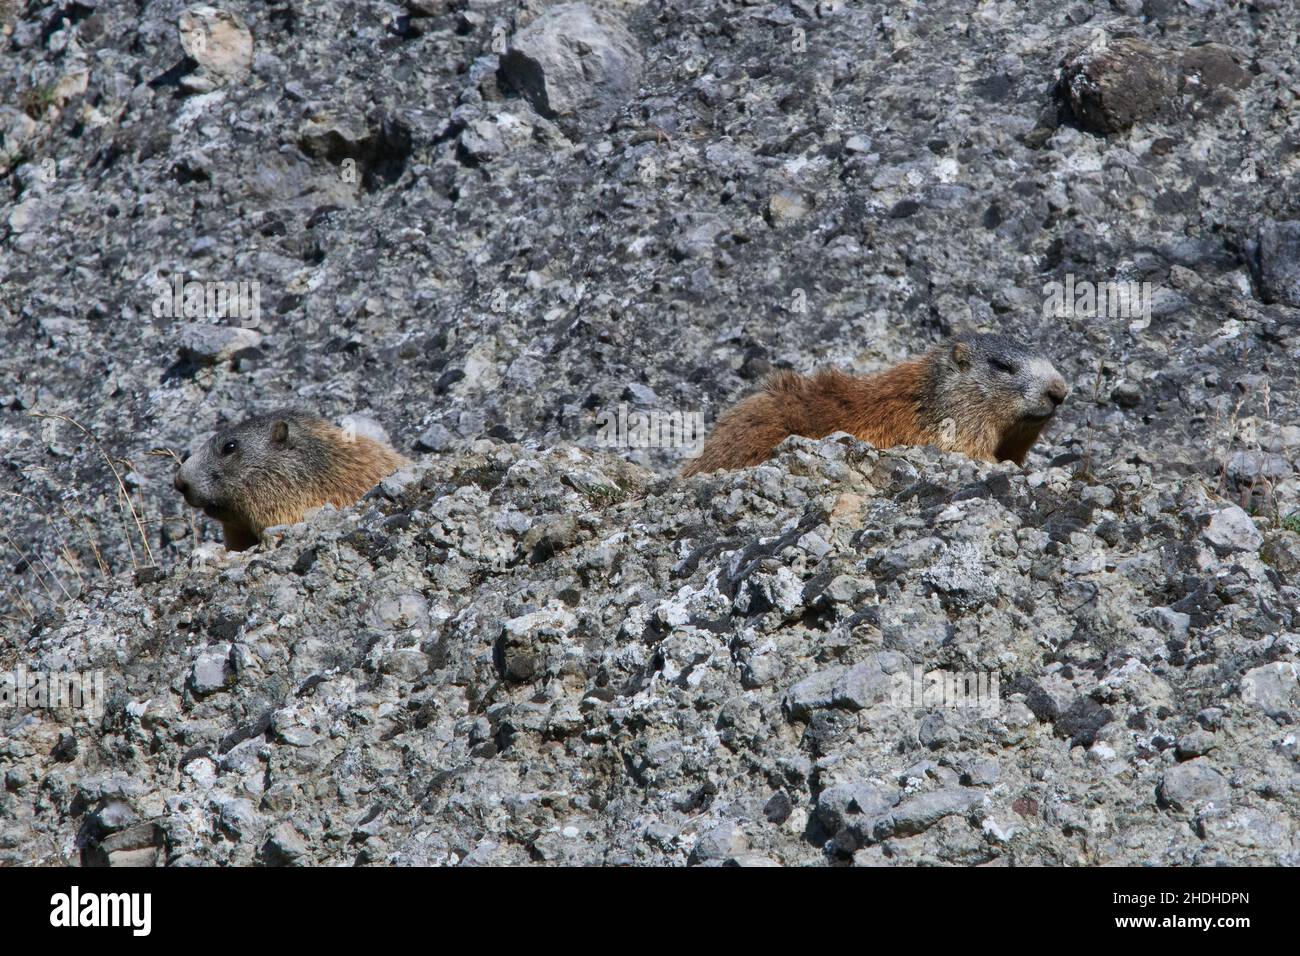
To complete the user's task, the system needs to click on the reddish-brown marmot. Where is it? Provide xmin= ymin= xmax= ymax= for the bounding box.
xmin=174 ymin=411 xmax=409 ymax=551
xmin=682 ymin=333 xmax=1068 ymax=477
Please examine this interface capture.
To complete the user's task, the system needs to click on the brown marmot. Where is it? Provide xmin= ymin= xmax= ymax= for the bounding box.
xmin=682 ymin=333 xmax=1068 ymax=477
xmin=174 ymin=411 xmax=409 ymax=551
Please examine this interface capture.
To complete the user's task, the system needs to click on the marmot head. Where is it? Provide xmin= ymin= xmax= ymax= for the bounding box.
xmin=176 ymin=410 xmax=408 ymax=549
xmin=925 ymin=333 xmax=1069 ymax=463
xmin=173 ymin=411 xmax=332 ymax=530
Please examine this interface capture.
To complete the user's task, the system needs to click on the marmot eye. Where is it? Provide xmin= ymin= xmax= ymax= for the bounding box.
xmin=990 ymin=357 xmax=1017 ymax=374
xmin=221 ymin=440 xmax=238 ymax=456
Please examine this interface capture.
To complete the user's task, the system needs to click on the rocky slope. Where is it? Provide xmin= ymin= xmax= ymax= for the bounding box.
xmin=4 ymin=437 xmax=1299 ymax=866
xmin=2 ymin=0 xmax=1299 ymax=865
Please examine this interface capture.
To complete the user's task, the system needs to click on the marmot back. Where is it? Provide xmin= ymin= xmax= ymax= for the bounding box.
xmin=682 ymin=333 xmax=1068 ymax=477
xmin=174 ymin=410 xmax=409 ymax=551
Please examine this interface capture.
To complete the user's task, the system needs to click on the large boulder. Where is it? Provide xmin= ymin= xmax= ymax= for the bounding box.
xmin=178 ymin=5 xmax=253 ymax=93
xmin=1251 ymin=221 xmax=1300 ymax=307
xmin=499 ymin=4 xmax=643 ymax=134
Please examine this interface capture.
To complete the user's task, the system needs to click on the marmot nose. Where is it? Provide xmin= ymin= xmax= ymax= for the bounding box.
xmin=1045 ymin=379 xmax=1068 ymax=407
xmin=174 ymin=471 xmax=189 ymax=495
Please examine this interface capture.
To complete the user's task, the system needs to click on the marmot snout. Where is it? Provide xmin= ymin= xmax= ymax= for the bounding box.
xmin=682 ymin=333 xmax=1068 ymax=477
xmin=175 ymin=410 xmax=409 ymax=551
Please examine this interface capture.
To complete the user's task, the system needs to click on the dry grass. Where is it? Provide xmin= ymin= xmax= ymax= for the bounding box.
xmin=1 ymin=489 xmax=89 ymax=626
xmin=0 ymin=416 xmax=191 ymax=626
xmin=32 ymin=413 xmax=155 ymax=568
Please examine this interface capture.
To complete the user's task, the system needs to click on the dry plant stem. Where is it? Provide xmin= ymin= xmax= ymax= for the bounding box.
xmin=63 ymin=503 xmax=110 ymax=577
xmin=3 ymin=587 xmax=36 ymax=622
xmin=3 ymin=530 xmax=70 ymax=604
xmin=34 ymin=413 xmax=155 ymax=566
xmin=1 ymin=490 xmax=86 ymax=588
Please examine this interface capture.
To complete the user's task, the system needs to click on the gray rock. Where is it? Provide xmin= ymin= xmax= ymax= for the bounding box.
xmin=784 ymin=657 xmax=891 ymax=719
xmin=1059 ymin=37 xmax=1249 ymax=134
xmin=689 ymin=821 xmax=748 ymax=864
xmin=7 ymin=197 xmax=60 ymax=235
xmin=178 ymin=324 xmax=262 ymax=365
xmin=499 ymin=4 xmax=643 ymax=131
xmin=1149 ymin=607 xmax=1191 ymax=638
xmin=1110 ymin=381 xmax=1143 ymax=408
xmin=189 ymin=649 xmax=231 ymax=695
xmin=216 ymin=797 xmax=259 ymax=841
xmin=921 ymin=544 xmax=998 ymax=611
xmin=1058 ymin=38 xmax=1178 ymax=134
xmin=1175 ymin=730 xmax=1216 ymax=759
xmin=1240 ymin=662 xmax=1299 ymax=717
xmin=414 ymin=423 xmax=454 ymax=452
xmin=621 ymin=383 xmax=657 ymax=407
xmin=177 ymin=6 xmax=254 ymax=93
xmin=961 ymin=759 xmax=1001 ymax=787
xmin=1262 ymin=532 xmax=1300 ymax=576
xmin=297 ymin=111 xmax=371 ymax=160
xmin=1196 ymin=707 xmax=1225 ymax=730
xmin=370 ymin=592 xmax=429 ymax=630
xmin=262 ymin=822 xmax=310 ymax=866
xmin=404 ymin=0 xmax=449 ymax=14
xmin=1253 ymin=220 xmax=1300 ymax=307
xmin=1056 ymin=697 xmax=1113 ymax=748
xmin=1203 ymin=506 xmax=1263 ymax=553
xmin=522 ymin=514 xmax=579 ymax=559
xmin=381 ymin=648 xmax=429 ymax=681
xmin=869 ymin=789 xmax=983 ymax=841
xmin=815 ymin=782 xmax=899 ymax=834
xmin=496 ymin=605 xmax=576 ymax=682
xmin=1159 ymin=759 xmax=1230 ymax=812
xmin=91 ymin=800 xmax=138 ymax=833
xmin=458 ymin=113 xmax=534 ymax=164
xmin=106 ymin=847 xmax=163 ymax=867
xmin=1225 ymin=450 xmax=1291 ymax=486
xmin=767 ymin=190 xmax=811 ymax=226
xmin=98 ymin=823 xmax=164 ymax=868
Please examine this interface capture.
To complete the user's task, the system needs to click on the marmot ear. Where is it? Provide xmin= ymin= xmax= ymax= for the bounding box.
xmin=951 ymin=341 xmax=971 ymax=369
xmin=270 ymin=420 xmax=290 ymax=446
